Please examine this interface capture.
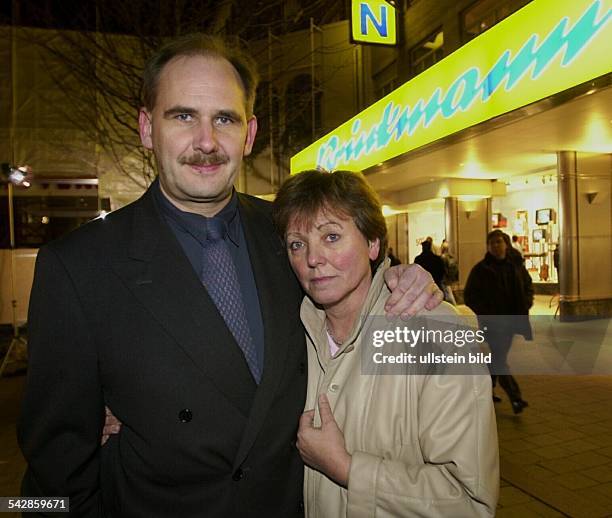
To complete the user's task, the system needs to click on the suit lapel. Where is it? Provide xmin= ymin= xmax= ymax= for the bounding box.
xmin=112 ymin=188 xmax=256 ymax=416
xmin=233 ymin=195 xmax=302 ymax=468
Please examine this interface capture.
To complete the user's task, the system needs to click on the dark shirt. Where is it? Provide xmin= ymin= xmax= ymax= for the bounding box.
xmin=495 ymin=257 xmax=520 ymax=314
xmin=153 ymin=180 xmax=265 ymax=376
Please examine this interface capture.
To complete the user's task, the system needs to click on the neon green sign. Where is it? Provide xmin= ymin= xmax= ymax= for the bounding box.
xmin=291 ymin=0 xmax=612 ymax=173
xmin=351 ymin=0 xmax=397 ymax=45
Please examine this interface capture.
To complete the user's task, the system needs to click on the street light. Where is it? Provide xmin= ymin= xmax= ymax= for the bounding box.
xmin=0 ymin=163 xmax=32 ymax=377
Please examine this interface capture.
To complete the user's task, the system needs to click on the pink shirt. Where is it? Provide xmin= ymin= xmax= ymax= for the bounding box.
xmin=326 ymin=331 xmax=340 ymax=358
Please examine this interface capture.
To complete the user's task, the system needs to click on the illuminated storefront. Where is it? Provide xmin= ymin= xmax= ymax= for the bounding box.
xmin=491 ymin=173 xmax=560 ymax=284
xmin=291 ymin=0 xmax=612 ymax=317
xmin=291 ymin=0 xmax=611 ymax=173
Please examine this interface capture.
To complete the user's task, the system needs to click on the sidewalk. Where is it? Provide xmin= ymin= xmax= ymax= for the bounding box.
xmin=495 ymin=375 xmax=612 ymax=517
xmin=459 ymin=296 xmax=612 ymax=516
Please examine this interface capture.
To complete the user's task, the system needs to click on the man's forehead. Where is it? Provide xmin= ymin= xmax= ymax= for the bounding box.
xmin=156 ymin=54 xmax=247 ymax=107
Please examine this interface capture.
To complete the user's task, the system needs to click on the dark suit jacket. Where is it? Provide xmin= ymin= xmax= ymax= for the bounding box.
xmin=18 ymin=185 xmax=307 ymax=517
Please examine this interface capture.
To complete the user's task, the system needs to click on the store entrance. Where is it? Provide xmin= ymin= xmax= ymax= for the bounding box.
xmin=492 ymin=172 xmax=559 ymax=284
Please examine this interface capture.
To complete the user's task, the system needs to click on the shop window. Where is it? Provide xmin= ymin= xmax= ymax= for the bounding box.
xmin=462 ymin=0 xmax=532 ymax=42
xmin=377 ymin=79 xmax=398 ymax=100
xmin=0 ymin=195 xmax=100 ymax=248
xmin=492 ymin=172 xmax=560 ymax=283
xmin=410 ymin=30 xmax=444 ymax=78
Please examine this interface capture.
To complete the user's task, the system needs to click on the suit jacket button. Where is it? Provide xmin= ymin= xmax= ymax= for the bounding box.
xmin=178 ymin=409 xmax=192 ymax=423
xmin=232 ymin=468 xmax=244 ymax=481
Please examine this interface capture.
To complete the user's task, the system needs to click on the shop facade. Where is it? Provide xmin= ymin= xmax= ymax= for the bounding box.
xmin=290 ymin=0 xmax=612 ymax=319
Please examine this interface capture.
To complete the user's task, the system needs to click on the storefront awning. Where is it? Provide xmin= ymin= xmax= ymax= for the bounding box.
xmin=290 ymin=0 xmax=612 ymax=174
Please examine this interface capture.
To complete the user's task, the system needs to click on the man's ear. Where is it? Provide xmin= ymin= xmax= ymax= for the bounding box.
xmin=138 ymin=109 xmax=153 ymax=150
xmin=368 ymin=238 xmax=381 ymax=261
xmin=243 ymin=115 xmax=258 ymax=157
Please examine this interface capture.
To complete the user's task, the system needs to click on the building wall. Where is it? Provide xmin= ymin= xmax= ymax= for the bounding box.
xmin=0 ymin=27 xmax=97 ymax=178
xmin=251 ymin=20 xmax=360 ymax=186
xmin=366 ymin=0 xmax=532 ymax=104
xmin=457 ymin=199 xmax=489 ymax=286
xmin=406 ymin=206 xmax=445 ymax=262
xmin=576 ymin=153 xmax=612 ymax=300
xmin=0 ymin=26 xmax=149 ymax=209
xmin=385 ymin=213 xmax=410 ymax=264
xmin=0 ymin=248 xmax=37 ymax=325
xmin=318 ymin=21 xmax=361 ymax=133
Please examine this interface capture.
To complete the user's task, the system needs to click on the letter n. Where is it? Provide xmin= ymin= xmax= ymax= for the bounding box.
xmin=361 ymin=3 xmax=388 ymax=37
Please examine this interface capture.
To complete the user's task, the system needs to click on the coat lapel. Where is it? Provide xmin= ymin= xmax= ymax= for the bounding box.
xmin=110 ymin=188 xmax=302 ymax=454
xmin=233 ymin=194 xmax=303 ymax=468
xmin=111 ymin=188 xmax=256 ymax=416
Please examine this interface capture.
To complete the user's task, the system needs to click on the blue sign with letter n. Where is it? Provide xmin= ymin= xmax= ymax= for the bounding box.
xmin=351 ymin=0 xmax=397 ymax=45
xmin=361 ymin=3 xmax=388 ymax=37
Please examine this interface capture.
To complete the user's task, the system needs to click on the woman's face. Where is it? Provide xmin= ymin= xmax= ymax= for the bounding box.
xmin=488 ymin=235 xmax=507 ymax=259
xmin=285 ymin=209 xmax=380 ymax=311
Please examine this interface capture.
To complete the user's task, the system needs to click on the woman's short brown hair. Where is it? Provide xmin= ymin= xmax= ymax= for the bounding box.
xmin=272 ymin=170 xmax=388 ymax=271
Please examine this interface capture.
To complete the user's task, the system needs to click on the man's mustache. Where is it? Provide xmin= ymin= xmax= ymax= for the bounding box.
xmin=179 ymin=153 xmax=228 ymax=166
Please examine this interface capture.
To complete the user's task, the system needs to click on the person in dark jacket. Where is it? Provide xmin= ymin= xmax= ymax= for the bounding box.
xmin=387 ymin=247 xmax=401 ymax=266
xmin=414 ymin=239 xmax=445 ymax=291
xmin=464 ymin=230 xmax=533 ymax=414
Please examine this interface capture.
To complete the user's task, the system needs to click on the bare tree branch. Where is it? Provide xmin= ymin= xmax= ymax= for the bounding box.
xmin=22 ymin=0 xmax=347 ymax=193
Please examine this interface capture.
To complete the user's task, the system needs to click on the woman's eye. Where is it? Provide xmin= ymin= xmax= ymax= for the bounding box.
xmin=288 ymin=241 xmax=304 ymax=251
xmin=326 ymin=233 xmax=340 ymax=242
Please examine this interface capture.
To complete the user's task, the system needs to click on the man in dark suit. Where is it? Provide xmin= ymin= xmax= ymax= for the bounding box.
xmin=18 ymin=34 xmax=441 ymax=517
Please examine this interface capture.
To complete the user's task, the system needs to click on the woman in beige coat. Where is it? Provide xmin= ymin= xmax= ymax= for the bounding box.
xmin=272 ymin=170 xmax=499 ymax=517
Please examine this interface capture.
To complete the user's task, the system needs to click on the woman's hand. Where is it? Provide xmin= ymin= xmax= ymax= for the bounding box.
xmin=101 ymin=406 xmax=122 ymax=446
xmin=297 ymin=394 xmax=351 ymax=488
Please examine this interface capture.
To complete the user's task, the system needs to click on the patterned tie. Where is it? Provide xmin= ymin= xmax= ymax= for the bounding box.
xmin=201 ymin=217 xmax=261 ymax=383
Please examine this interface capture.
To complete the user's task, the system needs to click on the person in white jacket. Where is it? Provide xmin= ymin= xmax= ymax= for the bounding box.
xmin=272 ymin=169 xmax=499 ymax=517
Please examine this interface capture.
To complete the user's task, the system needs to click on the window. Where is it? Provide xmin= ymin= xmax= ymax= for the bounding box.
xmin=373 ymin=62 xmax=398 ymax=101
xmin=378 ymin=79 xmax=397 ymax=99
xmin=462 ymin=0 xmax=531 ymax=42
xmin=410 ymin=30 xmax=444 ymax=78
xmin=251 ymin=81 xmax=280 ymax=158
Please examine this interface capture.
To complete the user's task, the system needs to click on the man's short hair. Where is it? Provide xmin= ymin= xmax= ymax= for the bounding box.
xmin=272 ymin=170 xmax=388 ymax=272
xmin=142 ymin=33 xmax=259 ymax=116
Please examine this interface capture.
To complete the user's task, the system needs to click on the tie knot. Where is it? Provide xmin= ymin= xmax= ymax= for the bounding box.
xmin=206 ymin=217 xmax=227 ymax=242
